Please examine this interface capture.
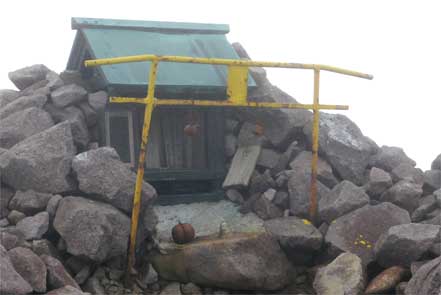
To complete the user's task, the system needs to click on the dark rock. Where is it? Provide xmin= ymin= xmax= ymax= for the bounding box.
xmin=0 ymin=185 xmax=14 ymax=219
xmin=47 ymin=285 xmax=90 ymax=295
xmin=264 ymin=216 xmax=322 ymax=265
xmin=88 ymin=90 xmax=108 ymax=112
xmin=181 ymin=282 xmax=202 ymax=295
xmin=83 ymin=276 xmax=106 ymax=295
xmin=74 ymin=265 xmax=92 ymax=285
xmin=0 ymin=231 xmax=19 ymax=250
xmin=257 ymin=148 xmax=281 ymax=170
xmin=423 ymin=169 xmax=441 ymax=194
xmin=391 ymin=163 xmax=424 ymax=185
xmin=32 ymin=239 xmax=61 ymax=259
xmin=374 ymin=223 xmax=440 ymax=267
xmin=319 ymin=180 xmax=370 ymax=223
xmin=431 ymin=154 xmax=441 ymax=170
xmin=0 ymin=89 xmax=20 ymax=108
xmin=435 ymin=189 xmax=441 ymax=207
xmin=318 ymin=223 xmax=329 ymax=236
xmin=270 ymin=141 xmax=301 ymax=176
xmin=0 ymin=122 xmax=76 ymax=193
xmin=46 ymin=194 xmax=63 ymax=220
xmin=249 ymin=169 xmax=276 ymax=194
xmin=161 ymin=283 xmax=182 ymax=295
xmin=51 ymin=84 xmax=88 ymax=108
xmin=290 ymin=151 xmax=339 ymax=189
xmin=380 ymin=180 xmax=423 ymax=213
xmin=225 ymin=189 xmax=244 ymax=204
xmin=313 ymin=252 xmax=365 ymax=295
xmin=273 ymin=191 xmax=289 ymax=209
xmin=421 ymin=214 xmax=441 ymax=226
xmin=224 ymin=133 xmax=237 ymax=158
xmin=8 ymin=64 xmax=50 ymax=90
xmin=8 ymin=246 xmax=47 ymax=292
xmin=78 ymin=101 xmax=97 ymax=127
xmin=275 ymin=170 xmax=293 ymax=188
xmin=0 ymin=218 xmax=8 ymax=227
xmin=9 ymin=190 xmax=53 ymax=216
xmin=404 ymin=257 xmax=441 ymax=295
xmin=412 ymin=199 xmax=438 ymax=222
xmin=20 ymin=79 xmax=50 ymax=96
xmin=365 ymin=167 xmax=393 ymax=197
xmin=151 ymin=232 xmax=294 ymax=290
xmin=53 ymin=196 xmax=131 ymax=262
xmin=7 ymin=209 xmax=26 ymax=225
xmin=46 ymin=71 xmax=65 ymax=90
xmin=64 ymin=256 xmax=89 ymax=275
xmin=365 ymin=266 xmax=409 ymax=294
xmin=0 ymin=93 xmax=47 ymax=120
xmin=429 ymin=242 xmax=441 ymax=256
xmin=370 ymin=145 xmax=416 ymax=172
xmin=41 ymin=254 xmax=81 ymax=290
xmin=0 ymin=107 xmax=54 ymax=149
xmin=0 ymin=244 xmax=33 ymax=294
xmin=288 ymin=166 xmax=330 ymax=218
xmin=59 ymin=70 xmax=89 ymax=89
xmin=411 ymin=260 xmax=430 ymax=275
xmin=252 ymin=190 xmax=283 ymax=220
xmin=16 ymin=211 xmax=49 ymax=240
xmin=44 ymin=104 xmax=90 ymax=150
xmin=72 ymin=147 xmax=157 ymax=214
xmin=325 ymin=202 xmax=411 ymax=267
xmin=239 ymin=193 xmax=260 ymax=214
xmin=304 ymin=113 xmax=377 ymax=185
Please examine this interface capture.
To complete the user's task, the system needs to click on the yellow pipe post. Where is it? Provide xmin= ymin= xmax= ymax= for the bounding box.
xmin=309 ymin=68 xmax=321 ymax=225
xmin=125 ymin=60 xmax=158 ymax=284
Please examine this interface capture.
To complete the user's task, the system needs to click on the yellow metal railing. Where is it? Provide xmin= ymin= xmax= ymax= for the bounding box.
xmin=85 ymin=54 xmax=373 ymax=279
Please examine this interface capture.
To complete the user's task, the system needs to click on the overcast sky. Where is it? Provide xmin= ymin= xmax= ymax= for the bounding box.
xmin=1 ymin=0 xmax=439 ymax=170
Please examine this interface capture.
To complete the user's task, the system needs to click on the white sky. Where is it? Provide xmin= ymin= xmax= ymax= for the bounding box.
xmin=1 ymin=0 xmax=440 ymax=170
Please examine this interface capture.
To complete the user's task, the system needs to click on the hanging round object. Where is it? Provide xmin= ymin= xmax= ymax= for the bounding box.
xmin=171 ymin=222 xmax=195 ymax=244
xmin=183 ymin=124 xmax=200 ymax=137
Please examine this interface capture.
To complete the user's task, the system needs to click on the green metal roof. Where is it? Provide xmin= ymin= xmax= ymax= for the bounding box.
xmin=67 ymin=17 xmax=255 ymax=98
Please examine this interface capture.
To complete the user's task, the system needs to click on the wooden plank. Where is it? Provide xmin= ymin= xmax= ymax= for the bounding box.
xmin=222 ymin=145 xmax=261 ymax=189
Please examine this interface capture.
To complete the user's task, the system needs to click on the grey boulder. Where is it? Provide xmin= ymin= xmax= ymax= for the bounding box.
xmin=0 ymin=93 xmax=47 ymax=120
xmin=432 ymin=153 xmax=441 ymax=170
xmin=365 ymin=167 xmax=392 ymax=197
xmin=88 ymin=90 xmax=108 ymax=112
xmin=0 ymin=107 xmax=54 ymax=149
xmin=8 ymin=246 xmax=47 ymax=292
xmin=405 ymin=256 xmax=441 ymax=295
xmin=303 ymin=113 xmax=377 ymax=185
xmin=391 ymin=163 xmax=424 ymax=185
xmin=0 ymin=89 xmax=20 ymax=108
xmin=0 ymin=245 xmax=33 ymax=294
xmin=51 ymin=84 xmax=88 ymax=108
xmin=313 ymin=252 xmax=365 ymax=295
xmin=44 ymin=104 xmax=90 ymax=150
xmin=0 ymin=122 xmax=76 ymax=193
xmin=8 ymin=64 xmax=50 ymax=90
xmin=8 ymin=190 xmax=53 ymax=216
xmin=319 ymin=180 xmax=370 ymax=224
xmin=370 ymin=145 xmax=416 ymax=172
xmin=0 ymin=185 xmax=14 ymax=219
xmin=16 ymin=211 xmax=49 ymax=240
xmin=380 ymin=180 xmax=423 ymax=213
xmin=423 ymin=169 xmax=441 ymax=194
xmin=53 ymin=196 xmax=131 ymax=262
xmin=264 ymin=216 xmax=323 ymax=265
xmin=72 ymin=147 xmax=157 ymax=214
xmin=374 ymin=223 xmax=441 ymax=267
xmin=41 ymin=254 xmax=81 ymax=290
xmin=325 ymin=202 xmax=411 ymax=267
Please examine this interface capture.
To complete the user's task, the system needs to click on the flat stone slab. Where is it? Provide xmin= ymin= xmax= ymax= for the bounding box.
xmin=154 ymin=200 xmax=265 ymax=242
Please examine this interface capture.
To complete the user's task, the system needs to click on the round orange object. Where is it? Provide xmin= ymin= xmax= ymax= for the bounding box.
xmin=183 ymin=124 xmax=200 ymax=137
xmin=171 ymin=222 xmax=195 ymax=244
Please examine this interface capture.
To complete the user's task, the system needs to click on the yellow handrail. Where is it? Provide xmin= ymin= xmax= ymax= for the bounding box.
xmin=85 ymin=54 xmax=373 ymax=283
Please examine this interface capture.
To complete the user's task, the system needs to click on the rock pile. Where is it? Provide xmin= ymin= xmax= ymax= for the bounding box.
xmin=1 ymin=65 xmax=157 ymax=294
xmin=1 ymin=44 xmax=440 ymax=295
